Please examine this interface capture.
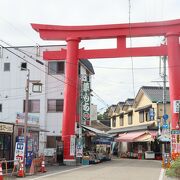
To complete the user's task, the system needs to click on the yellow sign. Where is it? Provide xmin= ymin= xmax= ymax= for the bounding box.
xmin=0 ymin=123 xmax=13 ymax=133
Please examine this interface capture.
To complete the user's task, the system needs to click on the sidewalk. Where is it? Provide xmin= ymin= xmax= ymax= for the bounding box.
xmin=2 ymin=163 xmax=81 ymax=180
xmin=20 ymin=163 xmax=80 ymax=179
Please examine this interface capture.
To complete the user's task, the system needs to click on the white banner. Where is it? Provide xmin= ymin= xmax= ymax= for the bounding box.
xmin=76 ymin=144 xmax=83 ymax=157
xmin=70 ymin=135 xmax=75 ymax=156
xmin=173 ymin=100 xmax=180 ymax=113
xmin=14 ymin=142 xmax=25 ymax=165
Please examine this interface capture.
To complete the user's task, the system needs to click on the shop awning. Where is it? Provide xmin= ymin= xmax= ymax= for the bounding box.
xmin=115 ymin=131 xmax=157 ymax=142
xmin=157 ymin=134 xmax=170 ymax=142
xmin=81 ymin=124 xmax=108 ymax=136
xmin=115 ymin=131 xmax=146 ymax=142
xmin=135 ymin=133 xmax=154 ymax=142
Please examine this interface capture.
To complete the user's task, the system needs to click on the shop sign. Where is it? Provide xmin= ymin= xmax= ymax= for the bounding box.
xmin=70 ymin=135 xmax=75 ymax=156
xmin=14 ymin=142 xmax=25 ymax=165
xmin=44 ymin=148 xmax=56 ymax=156
xmin=16 ymin=112 xmax=39 ymax=125
xmin=171 ymin=130 xmax=180 ymax=153
xmin=0 ymin=123 xmax=13 ymax=133
xmin=81 ymin=76 xmax=90 ymax=123
xmin=173 ymin=100 xmax=180 ymax=113
xmin=76 ymin=141 xmax=83 ymax=157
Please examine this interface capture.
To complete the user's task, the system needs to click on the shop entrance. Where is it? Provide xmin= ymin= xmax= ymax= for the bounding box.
xmin=0 ymin=133 xmax=12 ymax=160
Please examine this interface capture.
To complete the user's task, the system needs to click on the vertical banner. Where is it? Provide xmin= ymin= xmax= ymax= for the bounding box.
xmin=171 ymin=130 xmax=180 ymax=153
xmin=76 ymin=139 xmax=83 ymax=157
xmin=14 ymin=142 xmax=25 ymax=165
xmin=81 ymin=75 xmax=90 ymax=125
xmin=70 ymin=135 xmax=76 ymax=156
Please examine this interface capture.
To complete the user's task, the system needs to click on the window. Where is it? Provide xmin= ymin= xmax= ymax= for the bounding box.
xmin=148 ymin=108 xmax=155 ymax=121
xmin=21 ymin=62 xmax=27 ymax=70
xmin=144 ymin=108 xmax=155 ymax=121
xmin=47 ymin=99 xmax=64 ymax=112
xmin=23 ymin=100 xmax=40 ymax=113
xmin=0 ymin=104 xmax=2 ymax=112
xmin=139 ymin=111 xmax=144 ymax=123
xmin=48 ymin=62 xmax=64 ymax=74
xmin=128 ymin=112 xmax=133 ymax=125
xmin=112 ymin=116 xmax=116 ymax=127
xmin=120 ymin=114 xmax=124 ymax=126
xmin=4 ymin=63 xmax=10 ymax=71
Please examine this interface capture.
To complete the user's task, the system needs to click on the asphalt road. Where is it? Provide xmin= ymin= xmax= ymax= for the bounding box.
xmin=19 ymin=158 xmax=165 ymax=180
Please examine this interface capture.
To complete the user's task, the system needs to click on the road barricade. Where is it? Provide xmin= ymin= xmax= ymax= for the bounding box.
xmin=17 ymin=160 xmax=25 ymax=177
xmin=29 ymin=157 xmax=43 ymax=175
xmin=39 ymin=156 xmax=47 ymax=173
xmin=0 ymin=159 xmax=20 ymax=178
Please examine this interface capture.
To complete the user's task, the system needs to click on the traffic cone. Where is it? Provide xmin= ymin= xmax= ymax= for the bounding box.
xmin=40 ymin=158 xmax=46 ymax=173
xmin=18 ymin=161 xmax=25 ymax=177
xmin=0 ymin=163 xmax=3 ymax=180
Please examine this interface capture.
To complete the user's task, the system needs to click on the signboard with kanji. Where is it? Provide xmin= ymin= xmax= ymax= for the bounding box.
xmin=70 ymin=135 xmax=75 ymax=156
xmin=81 ymin=75 xmax=91 ymax=124
xmin=76 ymin=141 xmax=83 ymax=158
xmin=14 ymin=142 xmax=25 ymax=165
xmin=171 ymin=130 xmax=180 ymax=153
xmin=173 ymin=100 xmax=180 ymax=113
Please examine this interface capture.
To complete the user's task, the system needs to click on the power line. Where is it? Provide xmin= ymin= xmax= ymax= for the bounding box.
xmin=0 ymin=43 xmax=77 ymax=89
xmin=128 ymin=0 xmax=136 ymax=98
xmin=0 ymin=40 xmax=77 ymax=85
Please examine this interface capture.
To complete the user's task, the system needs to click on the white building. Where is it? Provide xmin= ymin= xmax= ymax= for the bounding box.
xmin=0 ymin=45 xmax=94 ymax=159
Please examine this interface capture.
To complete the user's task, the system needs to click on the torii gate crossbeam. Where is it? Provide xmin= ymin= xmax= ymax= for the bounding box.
xmin=32 ymin=19 xmax=180 ymax=165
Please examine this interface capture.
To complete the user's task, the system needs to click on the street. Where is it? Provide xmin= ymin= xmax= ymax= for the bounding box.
xmin=17 ymin=159 xmax=165 ymax=180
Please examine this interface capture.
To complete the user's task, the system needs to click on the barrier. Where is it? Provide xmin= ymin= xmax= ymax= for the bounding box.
xmin=17 ymin=161 xmax=25 ymax=177
xmin=29 ymin=157 xmax=43 ymax=175
xmin=39 ymin=157 xmax=47 ymax=173
xmin=0 ymin=159 xmax=19 ymax=178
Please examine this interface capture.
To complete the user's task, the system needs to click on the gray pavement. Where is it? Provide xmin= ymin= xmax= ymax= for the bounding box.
xmin=9 ymin=158 xmax=178 ymax=180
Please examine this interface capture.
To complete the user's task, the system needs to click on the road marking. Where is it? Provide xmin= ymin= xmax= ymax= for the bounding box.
xmin=159 ymin=168 xmax=165 ymax=180
xmin=29 ymin=165 xmax=91 ymax=180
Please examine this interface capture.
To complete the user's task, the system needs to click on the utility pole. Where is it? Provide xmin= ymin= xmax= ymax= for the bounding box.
xmin=163 ymin=56 xmax=167 ymax=116
xmin=24 ymin=69 xmax=30 ymax=166
xmin=23 ymin=68 xmax=42 ymax=168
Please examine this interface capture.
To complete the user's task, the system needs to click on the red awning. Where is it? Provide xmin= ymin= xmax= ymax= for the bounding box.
xmin=115 ymin=131 xmax=157 ymax=142
xmin=115 ymin=132 xmax=146 ymax=142
xmin=148 ymin=131 xmax=158 ymax=138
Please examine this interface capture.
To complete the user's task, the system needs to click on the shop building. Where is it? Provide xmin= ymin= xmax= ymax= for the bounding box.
xmin=108 ymin=86 xmax=171 ymax=159
xmin=0 ymin=122 xmax=14 ymax=160
xmin=0 ymin=45 xmax=94 ymax=161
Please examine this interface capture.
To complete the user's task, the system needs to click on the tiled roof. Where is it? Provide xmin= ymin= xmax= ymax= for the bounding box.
xmin=90 ymin=120 xmax=111 ymax=132
xmin=141 ymin=86 xmax=170 ymax=103
xmin=124 ymin=98 xmax=134 ymax=106
xmin=79 ymin=59 xmax=95 ymax=74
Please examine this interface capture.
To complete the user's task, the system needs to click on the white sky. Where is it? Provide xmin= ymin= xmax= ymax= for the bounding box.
xmin=0 ymin=0 xmax=180 ymax=112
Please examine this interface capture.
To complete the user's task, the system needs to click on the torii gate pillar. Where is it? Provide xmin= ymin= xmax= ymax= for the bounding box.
xmin=166 ymin=33 xmax=180 ymax=129
xmin=62 ymin=38 xmax=80 ymax=164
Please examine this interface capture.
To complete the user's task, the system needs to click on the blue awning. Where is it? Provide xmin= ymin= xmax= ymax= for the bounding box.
xmin=157 ymin=135 xmax=170 ymax=142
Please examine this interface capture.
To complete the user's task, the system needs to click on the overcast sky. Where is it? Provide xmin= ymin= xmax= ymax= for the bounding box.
xmin=0 ymin=0 xmax=180 ymax=112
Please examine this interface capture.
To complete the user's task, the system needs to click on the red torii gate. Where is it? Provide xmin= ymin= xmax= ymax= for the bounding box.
xmin=32 ymin=19 xmax=180 ymax=164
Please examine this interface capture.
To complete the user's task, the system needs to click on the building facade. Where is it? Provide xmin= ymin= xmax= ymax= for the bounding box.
xmin=0 ymin=45 xmax=94 ymax=160
xmin=108 ymin=86 xmax=171 ymax=159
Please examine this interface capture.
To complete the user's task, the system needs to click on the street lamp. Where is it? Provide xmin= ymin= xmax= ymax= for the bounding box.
xmin=23 ymin=69 xmax=42 ymax=168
